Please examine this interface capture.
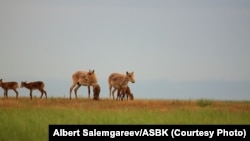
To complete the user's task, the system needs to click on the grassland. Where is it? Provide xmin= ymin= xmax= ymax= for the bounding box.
xmin=0 ymin=97 xmax=250 ymax=141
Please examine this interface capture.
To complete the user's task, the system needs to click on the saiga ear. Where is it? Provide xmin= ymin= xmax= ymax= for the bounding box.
xmin=89 ymin=69 xmax=95 ymax=73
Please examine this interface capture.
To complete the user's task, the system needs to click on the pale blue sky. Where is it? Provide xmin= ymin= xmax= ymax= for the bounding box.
xmin=1 ymin=0 xmax=250 ymax=100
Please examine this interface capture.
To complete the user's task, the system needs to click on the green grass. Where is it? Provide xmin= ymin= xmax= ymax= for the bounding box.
xmin=0 ymin=97 xmax=249 ymax=141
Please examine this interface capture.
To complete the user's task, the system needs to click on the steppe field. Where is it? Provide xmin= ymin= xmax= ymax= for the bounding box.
xmin=0 ymin=97 xmax=250 ymax=141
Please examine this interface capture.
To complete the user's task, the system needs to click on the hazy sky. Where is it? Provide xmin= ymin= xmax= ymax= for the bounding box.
xmin=1 ymin=0 xmax=250 ymax=100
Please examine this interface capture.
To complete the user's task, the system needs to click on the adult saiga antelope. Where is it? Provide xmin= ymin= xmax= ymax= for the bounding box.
xmin=21 ymin=81 xmax=47 ymax=100
xmin=0 ymin=79 xmax=19 ymax=99
xmin=108 ymin=71 xmax=135 ymax=100
xmin=69 ymin=69 xmax=98 ymax=100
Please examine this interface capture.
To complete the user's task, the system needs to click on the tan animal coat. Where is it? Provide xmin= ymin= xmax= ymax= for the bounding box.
xmin=69 ymin=69 xmax=98 ymax=99
xmin=108 ymin=71 xmax=135 ymax=100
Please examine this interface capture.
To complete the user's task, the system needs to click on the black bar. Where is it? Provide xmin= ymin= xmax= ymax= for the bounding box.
xmin=49 ymin=124 xmax=250 ymax=140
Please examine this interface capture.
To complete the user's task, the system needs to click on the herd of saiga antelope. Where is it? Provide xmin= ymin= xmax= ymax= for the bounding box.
xmin=0 ymin=69 xmax=135 ymax=101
